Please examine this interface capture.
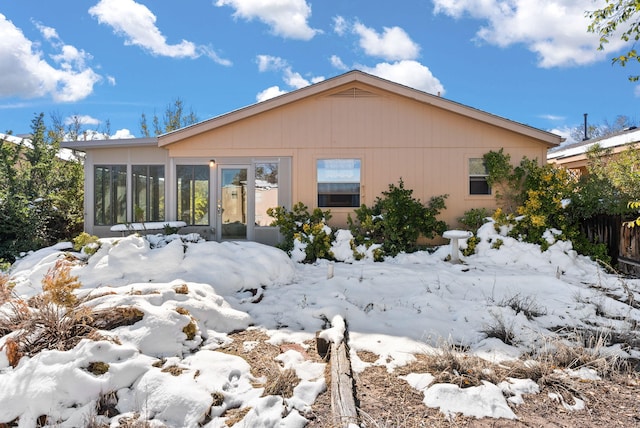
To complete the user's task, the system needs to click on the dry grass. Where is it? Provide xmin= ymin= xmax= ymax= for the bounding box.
xmin=173 ymin=283 xmax=189 ymax=294
xmin=175 ymin=307 xmax=197 ymax=340
xmin=0 ymin=259 xmax=145 ymax=367
xmin=480 ymin=312 xmax=516 ymax=346
xmin=161 ymin=365 xmax=187 ymax=376
xmin=263 ymin=367 xmax=299 ymax=398
xmin=224 ymin=407 xmax=251 ymax=426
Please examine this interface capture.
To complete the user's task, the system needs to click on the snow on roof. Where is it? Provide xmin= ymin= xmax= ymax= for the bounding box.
xmin=548 ymin=127 xmax=640 ymax=160
xmin=0 ymin=132 xmax=81 ymax=162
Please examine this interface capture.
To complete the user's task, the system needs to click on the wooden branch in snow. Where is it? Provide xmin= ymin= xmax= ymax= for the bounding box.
xmin=317 ymin=314 xmax=359 ymax=427
xmin=330 ymin=338 xmax=359 ymax=427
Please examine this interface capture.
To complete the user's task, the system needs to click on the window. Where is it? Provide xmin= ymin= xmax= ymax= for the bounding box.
xmin=469 ymin=158 xmax=491 ymax=195
xmin=177 ymin=165 xmax=209 ymax=225
xmin=255 ymin=163 xmax=278 ymax=226
xmin=317 ymin=159 xmax=361 ymax=207
xmin=132 ymin=165 xmax=165 ymax=222
xmin=94 ymin=165 xmax=127 ymax=225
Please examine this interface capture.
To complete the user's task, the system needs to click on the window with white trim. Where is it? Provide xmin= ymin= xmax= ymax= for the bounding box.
xmin=469 ymin=158 xmax=491 ymax=195
xmin=317 ymin=159 xmax=361 ymax=207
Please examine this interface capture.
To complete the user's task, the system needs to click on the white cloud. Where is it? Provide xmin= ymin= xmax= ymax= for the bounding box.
xmin=549 ymin=126 xmax=574 ymax=144
xmin=353 ymin=22 xmax=420 ymax=61
xmin=432 ymin=0 xmax=625 ymax=68
xmin=635 ymin=85 xmax=640 ymax=98
xmin=256 ymin=85 xmax=287 ymax=102
xmin=0 ymin=14 xmax=102 ymax=102
xmin=256 ymin=54 xmax=324 ymax=100
xmin=198 ymin=45 xmax=233 ymax=66
xmin=330 ymin=55 xmax=349 ymax=71
xmin=64 ymin=114 xmax=101 ymax=126
xmin=33 ymin=21 xmax=59 ymax=41
xmin=112 ymin=128 xmax=136 ymax=139
xmin=539 ymin=114 xmax=565 ymax=122
xmin=284 ymin=69 xmax=311 ymax=89
xmin=333 ymin=16 xmax=347 ymax=36
xmin=257 ymin=54 xmax=287 ymax=72
xmin=89 ymin=0 xmax=231 ymax=65
xmin=216 ymin=0 xmax=319 ymax=40
xmin=360 ymin=60 xmax=445 ymax=96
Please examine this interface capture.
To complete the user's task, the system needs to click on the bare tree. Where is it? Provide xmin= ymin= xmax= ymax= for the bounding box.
xmin=139 ymin=98 xmax=199 ymax=137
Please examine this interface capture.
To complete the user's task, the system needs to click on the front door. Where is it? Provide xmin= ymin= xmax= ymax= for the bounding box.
xmin=218 ymin=166 xmax=249 ymax=240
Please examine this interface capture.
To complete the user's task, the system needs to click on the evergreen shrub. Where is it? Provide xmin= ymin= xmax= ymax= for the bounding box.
xmin=348 ymin=179 xmax=448 ymax=257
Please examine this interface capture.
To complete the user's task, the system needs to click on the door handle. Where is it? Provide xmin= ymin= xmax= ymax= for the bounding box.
xmin=217 ymin=199 xmax=222 ymax=214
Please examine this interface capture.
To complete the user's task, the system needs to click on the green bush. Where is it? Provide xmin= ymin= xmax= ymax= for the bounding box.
xmin=267 ymin=202 xmax=333 ymax=263
xmin=72 ymin=232 xmax=100 ymax=255
xmin=484 ymin=150 xmax=610 ymax=263
xmin=348 ymin=179 xmax=448 ymax=257
xmin=462 ymin=236 xmax=479 ymax=256
xmin=490 ymin=238 xmax=504 ymax=250
xmin=458 ymin=208 xmax=491 ymax=233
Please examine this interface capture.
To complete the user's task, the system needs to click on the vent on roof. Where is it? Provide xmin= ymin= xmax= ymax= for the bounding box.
xmin=330 ymin=87 xmax=379 ymax=98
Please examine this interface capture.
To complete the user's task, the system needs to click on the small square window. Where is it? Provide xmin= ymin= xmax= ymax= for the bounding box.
xmin=469 ymin=158 xmax=491 ymax=195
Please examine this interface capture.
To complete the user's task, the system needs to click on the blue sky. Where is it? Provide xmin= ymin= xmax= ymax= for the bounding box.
xmin=1 ymin=0 xmax=638 ymax=143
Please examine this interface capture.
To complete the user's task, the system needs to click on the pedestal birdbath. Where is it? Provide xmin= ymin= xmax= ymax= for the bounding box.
xmin=442 ymin=230 xmax=473 ymax=263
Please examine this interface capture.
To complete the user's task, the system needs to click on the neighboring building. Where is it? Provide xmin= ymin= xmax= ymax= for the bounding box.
xmin=547 ymin=127 xmax=640 ymax=175
xmin=62 ymin=70 xmax=561 ymax=245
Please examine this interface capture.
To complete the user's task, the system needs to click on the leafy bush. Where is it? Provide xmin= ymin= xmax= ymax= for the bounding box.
xmin=461 ymin=236 xmax=479 ymax=257
xmin=483 ymin=150 xmax=610 ymax=262
xmin=348 ymin=179 xmax=448 ymax=257
xmin=73 ymin=232 xmax=100 ymax=256
xmin=267 ymin=202 xmax=334 ymax=263
xmin=490 ymin=238 xmax=504 ymax=250
xmin=458 ymin=208 xmax=491 ymax=233
xmin=0 ymin=115 xmax=84 ymax=263
xmin=624 ymin=201 xmax=640 ymax=228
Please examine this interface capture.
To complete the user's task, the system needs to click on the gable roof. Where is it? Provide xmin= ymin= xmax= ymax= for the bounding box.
xmin=159 ymin=70 xmax=562 ymax=148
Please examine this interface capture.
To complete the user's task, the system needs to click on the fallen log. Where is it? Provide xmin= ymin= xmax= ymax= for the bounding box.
xmin=317 ymin=315 xmax=359 ymax=427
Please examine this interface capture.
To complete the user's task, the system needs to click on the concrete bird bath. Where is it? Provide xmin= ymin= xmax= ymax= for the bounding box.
xmin=443 ymin=230 xmax=473 ymax=263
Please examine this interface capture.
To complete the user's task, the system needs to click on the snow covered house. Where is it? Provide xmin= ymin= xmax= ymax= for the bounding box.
xmin=62 ymin=70 xmax=561 ymax=244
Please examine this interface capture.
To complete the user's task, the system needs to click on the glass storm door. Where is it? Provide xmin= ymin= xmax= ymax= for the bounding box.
xmin=218 ymin=167 xmax=248 ymax=240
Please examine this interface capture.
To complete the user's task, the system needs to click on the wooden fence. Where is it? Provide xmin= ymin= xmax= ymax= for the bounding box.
xmin=581 ymin=214 xmax=640 ymax=276
xmin=619 ymin=223 xmax=640 ymax=276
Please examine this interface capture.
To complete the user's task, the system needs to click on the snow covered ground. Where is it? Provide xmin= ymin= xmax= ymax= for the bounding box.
xmin=1 ymin=222 xmax=639 ymax=427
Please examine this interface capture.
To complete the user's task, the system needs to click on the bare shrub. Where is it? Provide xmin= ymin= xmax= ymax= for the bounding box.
xmin=0 ymin=259 xmax=143 ymax=366
xmin=537 ymin=329 xmax=630 ymax=377
xmin=42 ymin=259 xmax=82 ymax=308
xmin=410 ymin=342 xmax=501 ymax=388
xmin=481 ymin=312 xmax=516 ymax=346
xmin=501 ymin=293 xmax=547 ymax=320
xmin=0 ymin=272 xmax=14 ymax=305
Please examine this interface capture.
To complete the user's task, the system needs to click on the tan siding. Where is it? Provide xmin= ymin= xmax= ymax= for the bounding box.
xmin=164 ymin=83 xmax=552 ymax=231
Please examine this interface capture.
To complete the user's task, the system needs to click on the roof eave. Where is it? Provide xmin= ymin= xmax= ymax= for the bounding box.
xmin=60 ymin=137 xmax=159 ymax=151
